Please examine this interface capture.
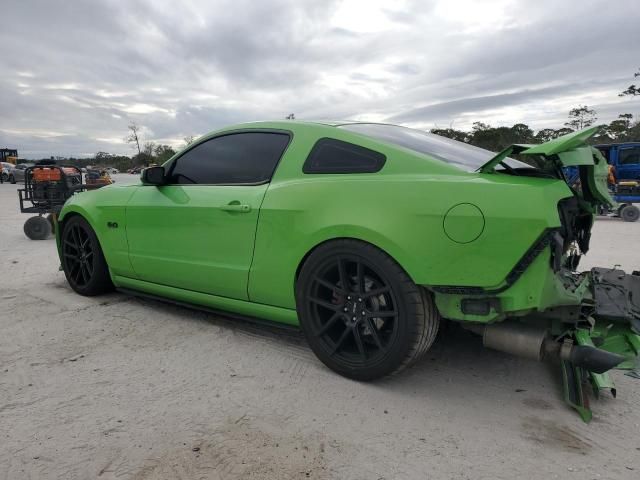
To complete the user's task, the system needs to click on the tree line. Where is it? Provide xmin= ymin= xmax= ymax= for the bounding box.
xmin=431 ymin=68 xmax=640 ymax=151
xmin=431 ymin=109 xmax=639 ymax=153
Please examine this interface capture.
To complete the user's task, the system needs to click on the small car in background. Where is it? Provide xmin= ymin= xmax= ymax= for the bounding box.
xmin=1 ymin=162 xmax=15 ymax=182
xmin=8 ymin=163 xmax=34 ymax=183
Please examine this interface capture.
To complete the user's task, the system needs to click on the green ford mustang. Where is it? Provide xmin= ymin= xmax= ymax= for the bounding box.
xmin=57 ymin=121 xmax=639 ymax=419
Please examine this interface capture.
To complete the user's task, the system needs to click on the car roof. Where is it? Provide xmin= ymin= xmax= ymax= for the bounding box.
xmin=212 ymin=119 xmax=410 ymax=133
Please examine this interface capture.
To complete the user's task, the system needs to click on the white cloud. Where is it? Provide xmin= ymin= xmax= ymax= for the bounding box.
xmin=0 ymin=0 xmax=639 ymax=158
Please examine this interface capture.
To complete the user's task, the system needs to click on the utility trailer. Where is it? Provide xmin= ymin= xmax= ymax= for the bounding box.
xmin=17 ymin=165 xmax=84 ymax=239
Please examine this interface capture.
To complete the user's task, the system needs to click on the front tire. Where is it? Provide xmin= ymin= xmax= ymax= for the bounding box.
xmin=9 ymin=174 xmax=16 ymax=184
xmin=61 ymin=216 xmax=114 ymax=296
xmin=296 ymin=239 xmax=440 ymax=381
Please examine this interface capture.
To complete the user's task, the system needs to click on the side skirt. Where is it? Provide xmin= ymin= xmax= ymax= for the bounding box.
xmin=113 ymin=275 xmax=300 ymax=328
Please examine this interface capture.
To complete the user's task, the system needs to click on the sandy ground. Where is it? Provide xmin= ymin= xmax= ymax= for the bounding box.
xmin=1 ymin=174 xmax=639 ymax=480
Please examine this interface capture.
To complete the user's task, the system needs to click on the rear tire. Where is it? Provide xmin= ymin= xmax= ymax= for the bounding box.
xmin=296 ymin=239 xmax=440 ymax=381
xmin=24 ymin=216 xmax=52 ymax=240
xmin=620 ymin=204 xmax=640 ymax=222
xmin=61 ymin=216 xmax=114 ymax=296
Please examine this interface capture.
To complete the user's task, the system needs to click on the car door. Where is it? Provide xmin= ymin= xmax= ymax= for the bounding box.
xmin=616 ymin=145 xmax=640 ymax=181
xmin=125 ymin=130 xmax=291 ymax=300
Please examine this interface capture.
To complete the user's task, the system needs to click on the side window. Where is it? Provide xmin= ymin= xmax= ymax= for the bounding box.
xmin=303 ymin=138 xmax=386 ymax=174
xmin=619 ymin=147 xmax=640 ymax=166
xmin=169 ymin=132 xmax=290 ymax=184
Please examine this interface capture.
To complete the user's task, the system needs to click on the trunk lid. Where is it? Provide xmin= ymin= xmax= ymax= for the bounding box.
xmin=479 ymin=127 xmax=615 ymax=209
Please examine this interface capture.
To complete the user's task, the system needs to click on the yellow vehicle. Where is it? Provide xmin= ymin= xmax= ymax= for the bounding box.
xmin=1 ymin=148 xmax=19 ymax=165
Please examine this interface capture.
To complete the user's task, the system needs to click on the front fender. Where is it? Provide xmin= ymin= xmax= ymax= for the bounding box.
xmin=58 ymin=186 xmax=138 ymax=278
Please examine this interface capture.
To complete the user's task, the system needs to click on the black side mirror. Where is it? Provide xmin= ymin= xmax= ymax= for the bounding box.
xmin=141 ymin=166 xmax=166 ymax=186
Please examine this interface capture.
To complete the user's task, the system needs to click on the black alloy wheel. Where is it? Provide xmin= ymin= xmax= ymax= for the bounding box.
xmin=61 ymin=216 xmax=114 ymax=295
xmin=296 ymin=239 xmax=439 ymax=381
xmin=308 ymin=255 xmax=399 ymax=363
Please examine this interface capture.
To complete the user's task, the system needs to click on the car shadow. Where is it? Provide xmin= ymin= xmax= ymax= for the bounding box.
xmin=128 ymin=292 xmax=567 ymax=409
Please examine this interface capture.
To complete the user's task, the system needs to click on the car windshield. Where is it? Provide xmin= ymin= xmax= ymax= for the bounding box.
xmin=338 ymin=123 xmax=531 ymax=171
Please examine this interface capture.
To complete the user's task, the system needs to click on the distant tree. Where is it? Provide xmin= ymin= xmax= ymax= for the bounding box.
xmin=510 ymin=123 xmax=535 ymax=144
xmin=472 ymin=122 xmax=491 ymax=132
xmin=606 ymin=113 xmax=634 ymax=140
xmin=154 ymin=144 xmax=176 ymax=163
xmin=625 ymin=121 xmax=640 ymax=141
xmin=534 ymin=128 xmax=558 ymax=143
xmin=132 ymin=152 xmax=153 ymax=167
xmin=553 ymin=127 xmax=574 ymax=137
xmin=619 ymin=68 xmax=640 ymax=97
xmin=565 ymin=105 xmax=597 ymax=131
xmin=95 ymin=151 xmax=114 ymax=160
xmin=285 ymin=113 xmax=296 ymax=120
xmin=430 ymin=127 xmax=468 ymax=142
xmin=469 ymin=123 xmax=507 ymax=151
xmin=89 ymin=152 xmax=132 ymax=171
xmin=142 ymin=141 xmax=156 ymax=158
xmin=183 ymin=135 xmax=196 ymax=147
xmin=124 ymin=122 xmax=142 ymax=155
xmin=533 ymin=128 xmax=574 ymax=143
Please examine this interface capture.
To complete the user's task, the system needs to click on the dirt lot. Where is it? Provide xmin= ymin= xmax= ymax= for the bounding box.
xmin=1 ymin=174 xmax=639 ymax=480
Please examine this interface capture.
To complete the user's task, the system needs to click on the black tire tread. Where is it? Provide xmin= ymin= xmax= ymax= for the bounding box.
xmin=62 ymin=216 xmax=114 ymax=296
xmin=297 ymin=238 xmax=440 ymax=380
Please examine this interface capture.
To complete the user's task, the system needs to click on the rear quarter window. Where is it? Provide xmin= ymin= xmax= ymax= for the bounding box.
xmin=303 ymin=138 xmax=386 ymax=174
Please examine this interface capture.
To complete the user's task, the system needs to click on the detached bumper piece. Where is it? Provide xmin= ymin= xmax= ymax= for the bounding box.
xmin=591 ymin=267 xmax=640 ymax=335
xmin=563 ymin=268 xmax=640 ymax=422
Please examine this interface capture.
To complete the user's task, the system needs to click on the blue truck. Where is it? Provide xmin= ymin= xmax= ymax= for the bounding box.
xmin=595 ymin=143 xmax=640 ymax=222
xmin=563 ymin=143 xmax=640 ymax=222
xmin=595 ymin=142 xmax=640 ymax=181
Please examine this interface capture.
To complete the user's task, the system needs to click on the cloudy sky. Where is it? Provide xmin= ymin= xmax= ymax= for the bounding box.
xmin=1 ymin=0 xmax=639 ymax=158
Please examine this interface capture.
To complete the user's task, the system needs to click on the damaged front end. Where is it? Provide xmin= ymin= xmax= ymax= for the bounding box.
xmin=459 ymin=127 xmax=640 ymax=421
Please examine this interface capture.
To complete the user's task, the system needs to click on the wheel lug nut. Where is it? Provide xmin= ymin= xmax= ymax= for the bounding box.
xmin=352 ymin=317 xmax=356 ymax=321
xmin=347 ymin=296 xmax=351 ymax=300
xmin=358 ymin=298 xmax=362 ymax=302
xmin=343 ymin=307 xmax=348 ymax=312
xmin=361 ymin=311 xmax=366 ymax=315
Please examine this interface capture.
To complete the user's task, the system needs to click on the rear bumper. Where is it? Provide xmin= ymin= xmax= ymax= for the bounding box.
xmin=435 ymin=266 xmax=640 ymax=421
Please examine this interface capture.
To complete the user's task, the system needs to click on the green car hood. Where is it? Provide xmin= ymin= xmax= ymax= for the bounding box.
xmin=479 ymin=127 xmax=615 ymax=208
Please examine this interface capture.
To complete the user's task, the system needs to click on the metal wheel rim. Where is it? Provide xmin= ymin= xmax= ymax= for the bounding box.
xmin=306 ymin=255 xmax=400 ymax=366
xmin=62 ymin=224 xmax=95 ymax=288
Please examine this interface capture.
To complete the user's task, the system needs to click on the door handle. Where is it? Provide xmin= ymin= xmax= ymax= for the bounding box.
xmin=221 ymin=201 xmax=251 ymax=213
